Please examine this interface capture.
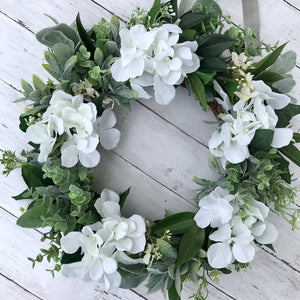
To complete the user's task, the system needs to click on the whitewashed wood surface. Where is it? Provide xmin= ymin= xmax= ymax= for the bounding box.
xmin=1 ymin=0 xmax=300 ymax=299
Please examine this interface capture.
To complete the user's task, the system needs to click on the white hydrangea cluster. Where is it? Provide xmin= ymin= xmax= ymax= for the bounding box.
xmin=194 ymin=187 xmax=278 ymax=269
xmin=111 ymin=24 xmax=200 ymax=105
xmin=208 ymin=52 xmax=293 ymax=165
xmin=60 ymin=188 xmax=146 ymax=290
xmin=26 ymin=90 xmax=120 ymax=168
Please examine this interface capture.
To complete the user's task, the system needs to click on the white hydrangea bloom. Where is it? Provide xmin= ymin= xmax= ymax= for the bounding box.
xmin=94 ymin=108 xmax=121 ymax=150
xmin=204 ymin=190 xmax=278 ymax=269
xmin=61 ymin=134 xmax=100 ymax=168
xmin=207 ymin=222 xmax=255 ymax=269
xmin=26 ymin=90 xmax=121 ymax=167
xmin=26 ymin=122 xmax=56 ymax=163
xmin=209 ymin=78 xmax=292 ymax=164
xmin=111 ymin=23 xmax=200 ymax=105
xmin=61 ymin=188 xmax=146 ymax=290
xmin=194 ymin=187 xmax=234 ymax=228
xmin=94 ymin=189 xmax=146 ymax=254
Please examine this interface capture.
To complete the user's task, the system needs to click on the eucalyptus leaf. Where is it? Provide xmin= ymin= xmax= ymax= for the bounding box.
xmin=94 ymin=48 xmax=104 ymax=66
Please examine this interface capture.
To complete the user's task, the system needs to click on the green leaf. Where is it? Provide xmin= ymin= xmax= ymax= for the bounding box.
xmin=268 ymin=50 xmax=297 ymax=74
xmin=32 ymin=74 xmax=45 ymax=90
xmin=148 ymin=0 xmax=162 ymax=22
xmin=249 ymin=129 xmax=274 ymax=154
xmin=208 ymin=155 xmax=221 ymax=174
xmin=61 ymin=248 xmax=83 ymax=264
xmin=195 ymin=71 xmax=216 ymax=85
xmin=63 ymin=55 xmax=77 ymax=78
xmin=174 ymin=267 xmax=181 ymax=296
xmin=17 ymin=206 xmax=47 ymax=228
xmin=119 ymin=264 xmax=148 ymax=289
xmin=156 ymin=239 xmax=177 ymax=263
xmin=264 ymin=244 xmax=276 ymax=252
xmin=293 ymin=133 xmax=300 ymax=143
xmin=53 ymin=43 xmax=74 ymax=66
xmin=168 ymin=281 xmax=180 ymax=300
xmin=272 ymin=78 xmax=296 ymax=93
xmin=225 ymin=81 xmax=239 ymax=101
xmin=42 ymin=30 xmax=74 ymax=49
xmin=94 ymin=48 xmax=104 ymax=66
xmin=252 ymin=43 xmax=287 ymax=76
xmin=180 ymin=13 xmax=207 ymax=30
xmin=119 ymin=187 xmax=131 ymax=209
xmin=275 ymin=103 xmax=300 ymax=128
xmin=197 ymin=34 xmax=235 ymax=58
xmin=21 ymin=79 xmax=34 ymax=95
xmin=181 ymin=29 xmax=197 ymax=41
xmin=255 ymin=71 xmax=284 ymax=85
xmin=199 ymin=57 xmax=227 ymax=72
xmin=36 ymin=23 xmax=79 ymax=47
xmin=13 ymin=189 xmax=31 ymax=200
xmin=279 ymin=143 xmax=300 ymax=166
xmin=21 ymin=164 xmax=51 ymax=189
xmin=274 ymin=153 xmax=291 ymax=184
xmin=152 ymin=212 xmax=195 ymax=236
xmin=110 ymin=15 xmax=120 ymax=30
xmin=176 ymin=223 xmax=205 ymax=266
xmin=188 ymin=73 xmax=207 ymax=111
xmin=76 ymin=13 xmax=96 ymax=56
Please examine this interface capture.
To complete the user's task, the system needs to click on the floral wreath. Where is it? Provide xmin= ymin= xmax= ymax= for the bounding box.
xmin=2 ymin=0 xmax=300 ymax=299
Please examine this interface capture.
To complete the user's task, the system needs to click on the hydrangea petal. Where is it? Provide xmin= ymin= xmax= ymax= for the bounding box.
xmin=207 ymin=242 xmax=232 ymax=268
xmin=255 ymin=222 xmax=278 ymax=244
xmin=60 ymin=232 xmax=82 ymax=253
xmin=232 ymin=243 xmax=255 ymax=263
xmin=111 ymin=59 xmax=129 ymax=82
xmin=271 ymin=128 xmax=293 ymax=148
xmin=78 ymin=150 xmax=100 ymax=168
xmin=194 ymin=208 xmax=212 ymax=228
xmin=154 ymin=75 xmax=176 ymax=105
xmin=100 ymin=128 xmax=121 ymax=150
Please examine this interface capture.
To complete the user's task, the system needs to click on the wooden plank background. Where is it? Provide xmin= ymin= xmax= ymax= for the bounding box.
xmin=1 ymin=0 xmax=299 ymax=299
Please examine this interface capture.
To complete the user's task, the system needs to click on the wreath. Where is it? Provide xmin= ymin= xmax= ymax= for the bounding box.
xmin=1 ymin=0 xmax=300 ymax=299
